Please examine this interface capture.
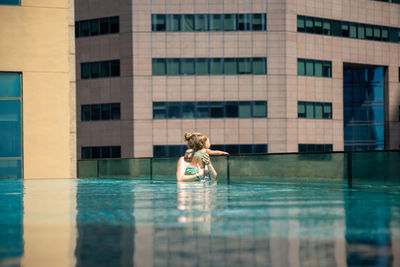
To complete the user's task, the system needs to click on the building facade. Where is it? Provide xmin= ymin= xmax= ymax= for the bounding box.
xmin=0 ymin=0 xmax=76 ymax=178
xmin=75 ymin=0 xmax=400 ymax=159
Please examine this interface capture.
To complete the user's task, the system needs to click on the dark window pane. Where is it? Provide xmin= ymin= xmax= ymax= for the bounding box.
xmin=101 ymin=104 xmax=111 ymax=120
xmin=350 ymin=23 xmax=357 ymax=38
xmin=111 ymin=103 xmax=120 ymax=120
xmin=195 ymin=58 xmax=209 ymax=75
xmin=238 ymin=14 xmax=252 ymax=31
xmin=92 ymin=147 xmax=101 ymax=159
xmin=225 ymin=102 xmax=238 ymax=118
xmin=0 ymin=72 xmax=21 ymax=97
xmin=110 ymin=16 xmax=119 ymax=33
xmin=252 ymin=14 xmax=266 ymax=31
xmin=323 ymin=20 xmax=331 ymax=35
xmin=298 ymin=59 xmax=305 ymax=75
xmin=323 ymin=103 xmax=332 ymax=119
xmin=358 ymin=24 xmax=365 ymax=39
xmin=298 ymin=144 xmax=307 ymax=152
xmin=315 ymin=61 xmax=323 ymax=77
xmin=152 ymin=59 xmax=166 ymax=75
xmin=0 ymin=0 xmax=20 ymax=5
xmin=366 ymin=25 xmax=373 ymax=40
xmin=253 ymin=101 xmax=267 ymax=117
xmin=382 ymin=28 xmax=389 ymax=41
xmin=322 ymin=61 xmax=331 ymax=77
xmin=306 ymin=60 xmax=314 ymax=76
xmin=341 ymin=22 xmax=349 ymax=37
xmin=153 ymin=102 xmax=167 ymax=119
xmin=374 ymin=26 xmax=381 ymax=40
xmin=253 ymin=58 xmax=266 ymax=74
xmin=209 ymin=14 xmax=222 ymax=31
xmin=100 ymin=18 xmax=110 ymax=34
xmin=90 ymin=62 xmax=100 ymax=78
xmin=315 ymin=103 xmax=323 ymax=119
xmin=81 ymin=63 xmax=90 ymax=79
xmin=80 ymin=21 xmax=89 ymax=37
xmin=196 ymin=102 xmax=209 ymax=118
xmin=210 ymin=102 xmax=224 ymax=118
xmin=297 ymin=15 xmax=305 ymax=32
xmin=332 ymin=20 xmax=341 ymax=36
xmin=210 ymin=58 xmax=223 ymax=75
xmin=81 ymin=105 xmax=91 ymax=121
xmin=168 ymin=145 xmax=184 ymax=157
xmin=314 ymin=18 xmax=323 ymax=34
xmin=238 ymin=58 xmax=252 ymax=74
xmin=167 ymin=102 xmax=181 ymax=118
xmin=100 ymin=61 xmax=110 ymax=77
xmin=166 ymin=59 xmax=180 ymax=75
xmin=101 ymin=147 xmax=111 ymax=158
xmin=91 ymin=104 xmax=101 ymax=120
xmin=239 ymin=101 xmax=251 ymax=118
xmin=152 ymin=14 xmax=166 ymax=31
xmin=224 ymin=58 xmax=237 ymax=75
xmin=182 ymin=102 xmax=195 ymax=118
xmin=110 ymin=60 xmax=120 ymax=76
xmin=111 ymin=146 xmax=121 ymax=158
xmin=298 ymin=102 xmax=306 ymax=118
xmin=181 ymin=58 xmax=195 ymax=75
xmin=82 ymin=147 xmax=91 ymax=159
xmin=154 ymin=146 xmax=167 ymax=157
xmin=90 ymin=19 xmax=100 ymax=36
xmin=75 ymin=22 xmax=79 ymax=38
xmin=305 ymin=17 xmax=314 ymax=33
xmin=166 ymin=14 xmax=180 ymax=31
xmin=195 ymin=14 xmax=208 ymax=31
xmin=224 ymin=14 xmax=237 ymax=31
xmin=0 ymin=100 xmax=21 ymax=157
xmin=239 ymin=145 xmax=252 ymax=154
xmin=182 ymin=14 xmax=194 ymax=32
xmin=306 ymin=102 xmax=314 ymax=118
xmin=253 ymin=144 xmax=268 ymax=153
xmin=225 ymin=145 xmax=239 ymax=155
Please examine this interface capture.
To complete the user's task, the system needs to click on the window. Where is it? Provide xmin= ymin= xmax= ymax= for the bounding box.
xmin=0 ymin=0 xmax=20 ymax=5
xmin=152 ymin=13 xmax=267 ymax=32
xmin=153 ymin=144 xmax=268 ymax=157
xmin=152 ymin=14 xmax=166 ymax=31
xmin=152 ymin=58 xmax=267 ymax=76
xmin=76 ymin=16 xmax=119 ymax=38
xmin=82 ymin=146 xmax=121 ymax=159
xmin=81 ymin=60 xmax=120 ymax=79
xmin=153 ymin=101 xmax=267 ymax=119
xmin=0 ymin=72 xmax=22 ymax=178
xmin=81 ymin=103 xmax=120 ymax=121
xmin=297 ymin=15 xmax=400 ymax=44
xmin=298 ymin=101 xmax=332 ymax=119
xmin=298 ymin=144 xmax=332 ymax=153
xmin=298 ymin=58 xmax=332 ymax=78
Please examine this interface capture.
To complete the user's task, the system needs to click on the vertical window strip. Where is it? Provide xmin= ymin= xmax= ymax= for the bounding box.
xmin=81 ymin=103 xmax=121 ymax=121
xmin=81 ymin=60 xmax=120 ymax=80
xmin=297 ymin=58 xmax=332 ymax=78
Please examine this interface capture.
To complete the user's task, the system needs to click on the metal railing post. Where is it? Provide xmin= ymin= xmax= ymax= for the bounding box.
xmin=227 ymin=155 xmax=230 ymax=184
xmin=347 ymin=152 xmax=352 ymax=188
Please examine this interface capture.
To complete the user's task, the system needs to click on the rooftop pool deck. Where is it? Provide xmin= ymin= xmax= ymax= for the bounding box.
xmin=1 ymin=178 xmax=399 ymax=267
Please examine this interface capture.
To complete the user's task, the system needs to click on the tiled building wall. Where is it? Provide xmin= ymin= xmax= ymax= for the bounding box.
xmin=75 ymin=0 xmax=134 ymax=159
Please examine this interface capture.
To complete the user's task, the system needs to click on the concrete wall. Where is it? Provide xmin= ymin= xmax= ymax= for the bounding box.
xmin=0 ymin=0 xmax=76 ymax=178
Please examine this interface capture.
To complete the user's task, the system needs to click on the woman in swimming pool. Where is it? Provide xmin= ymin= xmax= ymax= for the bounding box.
xmin=184 ymin=133 xmax=228 ymax=180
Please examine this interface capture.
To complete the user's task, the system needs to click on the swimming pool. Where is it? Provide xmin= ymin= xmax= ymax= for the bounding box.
xmin=1 ymin=178 xmax=399 ymax=266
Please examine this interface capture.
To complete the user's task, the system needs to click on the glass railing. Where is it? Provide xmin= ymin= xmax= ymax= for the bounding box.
xmin=77 ymin=150 xmax=400 ymax=187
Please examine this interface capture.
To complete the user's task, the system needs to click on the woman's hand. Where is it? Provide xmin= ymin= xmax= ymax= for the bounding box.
xmin=202 ymin=154 xmax=211 ymax=165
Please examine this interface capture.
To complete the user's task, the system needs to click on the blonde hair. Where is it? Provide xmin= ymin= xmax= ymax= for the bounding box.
xmin=192 ymin=134 xmax=208 ymax=151
xmin=184 ymin=132 xmax=200 ymax=149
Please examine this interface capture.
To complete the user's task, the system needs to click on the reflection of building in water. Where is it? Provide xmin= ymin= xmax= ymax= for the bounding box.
xmin=75 ymin=181 xmax=135 ymax=267
xmin=345 ymin=191 xmax=394 ymax=266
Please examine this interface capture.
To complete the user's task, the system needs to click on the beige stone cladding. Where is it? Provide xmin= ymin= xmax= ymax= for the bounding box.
xmin=75 ymin=0 xmax=134 ymax=158
xmin=0 ymin=0 xmax=77 ymax=178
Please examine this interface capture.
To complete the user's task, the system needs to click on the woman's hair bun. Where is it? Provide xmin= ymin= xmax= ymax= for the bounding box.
xmin=184 ymin=132 xmax=193 ymax=141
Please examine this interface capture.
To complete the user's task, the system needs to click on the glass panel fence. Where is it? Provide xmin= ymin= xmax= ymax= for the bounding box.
xmin=98 ymin=159 xmax=151 ymax=179
xmin=351 ymin=151 xmax=400 ymax=186
xmin=229 ymin=153 xmax=348 ymax=184
xmin=151 ymin=157 xmax=179 ymax=180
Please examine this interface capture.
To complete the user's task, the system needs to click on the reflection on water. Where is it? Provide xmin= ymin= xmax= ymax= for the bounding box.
xmin=0 ymin=179 xmax=399 ymax=266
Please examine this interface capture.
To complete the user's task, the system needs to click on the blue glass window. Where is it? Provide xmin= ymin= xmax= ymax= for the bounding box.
xmin=0 ymin=0 xmax=19 ymax=5
xmin=343 ymin=65 xmax=385 ymax=151
xmin=0 ymin=72 xmax=22 ymax=178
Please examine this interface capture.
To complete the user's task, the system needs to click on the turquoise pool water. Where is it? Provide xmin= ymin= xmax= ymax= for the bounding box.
xmin=1 ymin=178 xmax=399 ymax=266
